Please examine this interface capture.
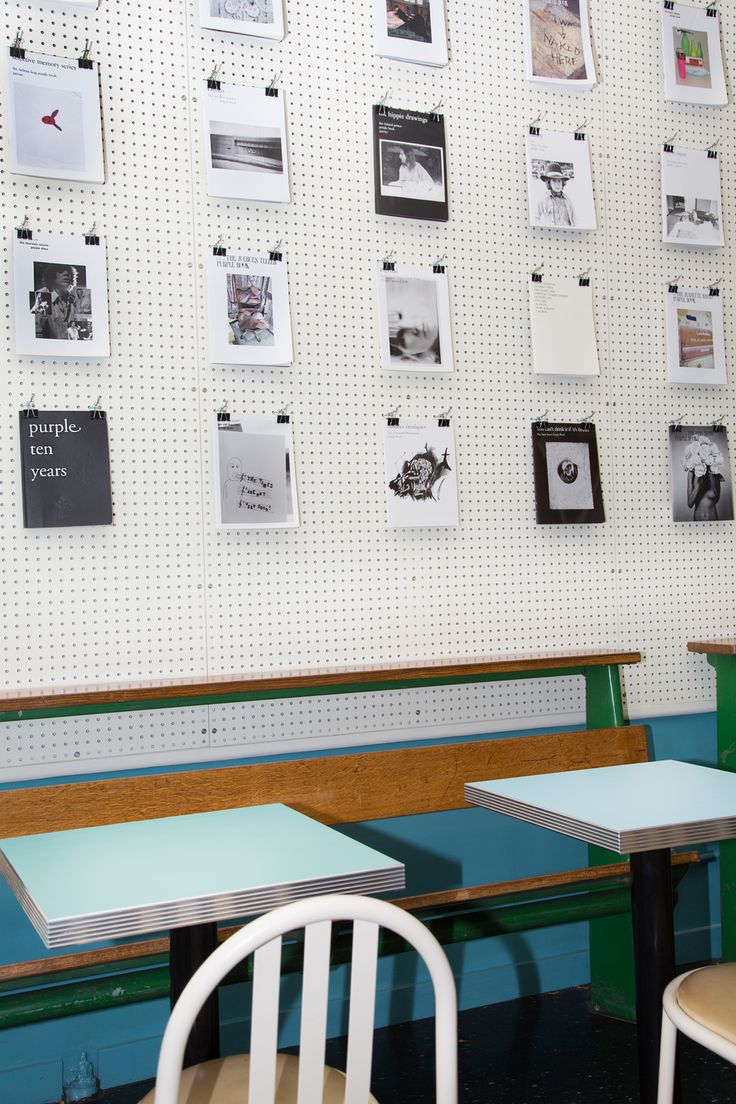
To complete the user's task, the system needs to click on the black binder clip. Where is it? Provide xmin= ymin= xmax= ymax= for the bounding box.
xmin=433 ymin=254 xmax=446 ymax=274
xmin=528 ymin=114 xmax=541 ymax=137
xmin=78 ymin=40 xmax=93 ymax=69
xmin=663 ymin=132 xmax=677 ymax=154
xmin=707 ymin=6 xmax=717 ymax=17
xmin=664 ymin=1 xmax=675 ymax=10
xmin=531 ymin=264 xmax=543 ymax=284
xmin=579 ymin=268 xmax=590 ymax=287
xmin=667 ymin=275 xmax=680 ymax=294
xmin=437 ymin=408 xmax=451 ymax=428
xmin=16 ymin=216 xmax=31 ymax=241
xmin=268 ymin=240 xmax=283 ymax=262
xmin=276 ymin=404 xmax=290 ymax=425
xmin=712 ymin=416 xmax=724 ymax=432
xmin=207 ymin=64 xmax=222 ymax=91
xmin=386 ymin=407 xmax=400 ymax=427
xmin=377 ymin=89 xmax=391 ymax=117
xmin=533 ymin=410 xmax=549 ymax=431
xmin=265 ymin=72 xmax=280 ymax=98
xmin=21 ymin=395 xmax=37 ymax=420
xmin=429 ymin=97 xmax=443 ymax=123
xmin=669 ymin=416 xmax=683 ymax=434
xmin=217 ymin=402 xmax=230 ymax=424
xmin=89 ymin=397 xmax=105 ymax=420
xmin=574 ymin=119 xmax=586 ymax=142
xmin=85 ymin=223 xmax=100 ymax=246
xmin=212 ymin=235 xmax=226 ymax=257
xmin=10 ymin=31 xmax=24 ymax=59
xmin=579 ymin=412 xmax=595 ymax=428
xmin=382 ymin=250 xmax=396 ymax=272
xmin=707 ymin=140 xmax=719 ymax=160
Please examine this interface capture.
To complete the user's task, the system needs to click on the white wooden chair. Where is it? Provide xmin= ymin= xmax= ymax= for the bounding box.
xmin=657 ymin=963 xmax=736 ymax=1103
xmin=140 ymin=894 xmax=458 ymax=1104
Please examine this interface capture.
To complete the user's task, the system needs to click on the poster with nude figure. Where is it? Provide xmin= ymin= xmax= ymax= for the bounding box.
xmin=669 ymin=425 xmax=733 ymax=522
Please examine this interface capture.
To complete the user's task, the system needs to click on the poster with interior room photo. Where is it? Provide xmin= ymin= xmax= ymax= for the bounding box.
xmin=373 ymin=105 xmax=448 ymax=221
xmin=376 ymin=265 xmax=453 ymax=372
xmin=383 ymin=419 xmax=460 ymax=527
xmin=665 ymin=286 xmax=726 ymax=386
xmin=661 ymin=3 xmax=727 ymax=106
xmin=203 ymin=80 xmax=290 ymax=202
xmin=373 ymin=0 xmax=448 ymax=67
xmin=661 ymin=146 xmax=724 ymax=248
xmin=199 ymin=0 xmax=285 ymax=41
xmin=206 ymin=250 xmax=293 ymax=366
xmin=525 ymin=129 xmax=597 ymax=231
xmin=214 ymin=414 xmax=299 ymax=529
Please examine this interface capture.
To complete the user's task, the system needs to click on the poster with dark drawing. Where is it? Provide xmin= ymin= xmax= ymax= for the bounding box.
xmin=13 ymin=233 xmax=110 ymax=358
xmin=661 ymin=147 xmax=724 ymax=248
xmin=669 ymin=426 xmax=733 ymax=522
xmin=19 ymin=411 xmax=112 ymax=528
xmin=204 ymin=81 xmax=290 ymax=202
xmin=374 ymin=0 xmax=448 ymax=67
xmin=523 ymin=0 xmax=596 ymax=89
xmin=207 ymin=251 xmax=293 ymax=366
xmin=525 ymin=130 xmax=597 ymax=231
xmin=528 ymin=275 xmax=599 ymax=376
xmin=532 ymin=422 xmax=605 ymax=524
xmin=214 ymin=414 xmax=299 ymax=529
xmin=199 ymin=0 xmax=285 ymax=40
xmin=376 ymin=266 xmax=453 ymax=372
xmin=373 ymin=106 xmax=448 ymax=222
xmin=665 ymin=287 xmax=726 ymax=386
xmin=4 ymin=49 xmax=105 ymax=182
xmin=661 ymin=4 xmax=727 ymax=106
xmin=384 ymin=420 xmax=459 ymax=527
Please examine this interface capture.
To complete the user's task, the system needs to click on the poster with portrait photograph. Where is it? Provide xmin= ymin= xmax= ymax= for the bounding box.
xmin=376 ymin=266 xmax=453 ymax=373
xmin=214 ymin=414 xmax=299 ymax=529
xmin=528 ymin=276 xmax=599 ymax=376
xmin=532 ymin=421 xmax=605 ymax=524
xmin=3 ymin=48 xmax=105 ymax=182
xmin=12 ymin=233 xmax=110 ymax=358
xmin=207 ymin=250 xmax=293 ymax=366
xmin=669 ymin=425 xmax=733 ymax=522
xmin=665 ymin=287 xmax=726 ymax=386
xmin=525 ymin=130 xmax=597 ymax=231
xmin=661 ymin=4 xmax=727 ymax=106
xmin=661 ymin=147 xmax=724 ymax=248
xmin=373 ymin=106 xmax=448 ymax=222
xmin=199 ymin=0 xmax=285 ymax=41
xmin=523 ymin=0 xmax=596 ymax=90
xmin=203 ymin=81 xmax=290 ymax=202
xmin=374 ymin=0 xmax=448 ymax=67
xmin=19 ymin=410 xmax=112 ymax=528
xmin=384 ymin=420 xmax=459 ymax=527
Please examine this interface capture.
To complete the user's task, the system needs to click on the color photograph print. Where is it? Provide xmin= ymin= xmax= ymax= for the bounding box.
xmin=661 ymin=4 xmax=727 ymax=105
xmin=214 ymin=414 xmax=299 ymax=529
xmin=526 ymin=131 xmax=597 ymax=231
xmin=374 ymin=0 xmax=447 ymax=66
xmin=384 ymin=420 xmax=459 ymax=527
xmin=665 ymin=287 xmax=726 ymax=386
xmin=376 ymin=266 xmax=453 ymax=372
xmin=199 ymin=0 xmax=284 ymax=39
xmin=669 ymin=426 xmax=733 ymax=522
xmin=206 ymin=251 xmax=293 ymax=366
xmin=661 ymin=148 xmax=724 ymax=248
xmin=204 ymin=82 xmax=290 ymax=202
xmin=524 ymin=0 xmax=596 ymax=88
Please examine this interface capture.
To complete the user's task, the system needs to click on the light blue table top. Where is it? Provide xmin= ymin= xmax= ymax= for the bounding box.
xmin=0 ymin=804 xmax=405 ymax=947
xmin=465 ymin=760 xmax=736 ymax=853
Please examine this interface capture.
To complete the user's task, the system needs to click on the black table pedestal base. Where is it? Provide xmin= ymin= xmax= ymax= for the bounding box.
xmin=169 ymin=922 xmax=220 ymax=1068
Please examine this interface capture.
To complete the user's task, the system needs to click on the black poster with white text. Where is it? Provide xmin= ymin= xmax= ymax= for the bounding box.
xmin=19 ymin=411 xmax=113 ymax=527
xmin=373 ymin=106 xmax=449 ymax=221
xmin=532 ymin=421 xmax=605 ymax=524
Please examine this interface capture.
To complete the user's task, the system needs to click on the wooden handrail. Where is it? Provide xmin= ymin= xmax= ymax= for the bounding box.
xmin=688 ymin=640 xmax=736 ymax=656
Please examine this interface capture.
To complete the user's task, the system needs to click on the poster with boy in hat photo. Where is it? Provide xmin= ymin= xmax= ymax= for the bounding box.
xmin=525 ymin=130 xmax=597 ymax=232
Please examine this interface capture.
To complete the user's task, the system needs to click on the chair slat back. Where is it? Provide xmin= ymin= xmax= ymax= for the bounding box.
xmin=344 ymin=919 xmax=380 ymax=1103
xmin=297 ymin=921 xmax=332 ymax=1103
xmin=248 ymin=937 xmax=283 ymax=1104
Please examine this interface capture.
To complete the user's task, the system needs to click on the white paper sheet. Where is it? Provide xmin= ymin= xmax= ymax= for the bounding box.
xmin=199 ymin=0 xmax=285 ymax=41
xmin=203 ymin=82 xmax=290 ymax=202
xmin=4 ymin=49 xmax=105 ymax=183
xmin=526 ymin=130 xmax=597 ymax=231
xmin=373 ymin=0 xmax=448 ymax=67
xmin=661 ymin=4 xmax=727 ymax=106
xmin=665 ymin=287 xmax=726 ymax=386
xmin=376 ymin=266 xmax=453 ymax=372
xmin=529 ymin=276 xmax=599 ymax=376
xmin=661 ymin=147 xmax=724 ymax=248
xmin=214 ymin=415 xmax=299 ymax=529
xmin=207 ymin=251 xmax=293 ymax=366
xmin=523 ymin=0 xmax=596 ymax=90
xmin=384 ymin=420 xmax=459 ymax=527
xmin=12 ymin=233 xmax=110 ymax=358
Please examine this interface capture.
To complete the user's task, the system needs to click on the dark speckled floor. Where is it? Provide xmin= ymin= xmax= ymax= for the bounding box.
xmin=67 ymin=986 xmax=733 ymax=1103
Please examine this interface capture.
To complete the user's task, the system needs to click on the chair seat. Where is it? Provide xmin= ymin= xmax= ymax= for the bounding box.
xmin=677 ymin=963 xmax=736 ymax=1045
xmin=138 ymin=1053 xmax=380 ymax=1103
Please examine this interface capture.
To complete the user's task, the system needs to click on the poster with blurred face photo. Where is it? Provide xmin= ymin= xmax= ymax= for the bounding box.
xmin=376 ymin=266 xmax=453 ymax=372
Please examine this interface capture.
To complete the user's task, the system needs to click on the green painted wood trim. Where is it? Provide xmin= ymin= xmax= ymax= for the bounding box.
xmin=713 ymin=654 xmax=736 ymax=962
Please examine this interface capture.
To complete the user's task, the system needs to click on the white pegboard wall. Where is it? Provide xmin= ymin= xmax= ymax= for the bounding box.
xmin=0 ymin=0 xmax=731 ymax=780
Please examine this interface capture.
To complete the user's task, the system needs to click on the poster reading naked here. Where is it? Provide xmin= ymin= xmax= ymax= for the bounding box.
xmin=524 ymin=0 xmax=597 ymax=89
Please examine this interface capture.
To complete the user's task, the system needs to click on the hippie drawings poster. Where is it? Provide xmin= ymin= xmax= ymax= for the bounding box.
xmin=214 ymin=415 xmax=299 ymax=529
xmin=12 ymin=233 xmax=111 ymax=358
xmin=4 ymin=48 xmax=105 ymax=182
xmin=525 ymin=130 xmax=597 ymax=231
xmin=661 ymin=3 xmax=727 ymax=106
xmin=374 ymin=0 xmax=448 ymax=67
xmin=665 ymin=287 xmax=726 ymax=386
xmin=528 ymin=275 xmax=599 ymax=376
xmin=661 ymin=147 xmax=724 ymax=248
xmin=204 ymin=81 xmax=290 ymax=202
xmin=373 ymin=106 xmax=448 ymax=221
xmin=669 ymin=426 xmax=733 ymax=522
xmin=532 ymin=421 xmax=605 ymax=524
xmin=19 ymin=411 xmax=113 ymax=528
xmin=524 ymin=0 xmax=596 ymax=89
xmin=384 ymin=420 xmax=460 ymax=527
xmin=199 ymin=0 xmax=285 ymax=41
xmin=376 ymin=265 xmax=453 ymax=372
xmin=207 ymin=250 xmax=293 ymax=366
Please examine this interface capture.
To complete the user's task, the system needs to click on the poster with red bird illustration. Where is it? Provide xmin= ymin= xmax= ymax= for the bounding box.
xmin=4 ymin=48 xmax=104 ymax=182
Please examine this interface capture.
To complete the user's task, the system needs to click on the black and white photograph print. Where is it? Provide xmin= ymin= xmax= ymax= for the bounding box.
xmin=214 ymin=414 xmax=299 ymax=529
xmin=665 ymin=287 xmax=726 ymax=386
xmin=669 ymin=426 xmax=733 ymax=522
xmin=373 ymin=106 xmax=448 ymax=221
xmin=5 ymin=49 xmax=105 ymax=182
xmin=206 ymin=250 xmax=293 ymax=366
xmin=374 ymin=0 xmax=448 ymax=66
xmin=532 ymin=422 xmax=605 ymax=524
xmin=13 ymin=232 xmax=110 ymax=358
xmin=384 ymin=420 xmax=460 ymax=527
xmin=204 ymin=82 xmax=290 ymax=202
xmin=661 ymin=147 xmax=724 ymax=248
xmin=661 ymin=3 xmax=727 ymax=106
xmin=526 ymin=130 xmax=597 ymax=231
xmin=200 ymin=0 xmax=284 ymax=39
xmin=377 ymin=266 xmax=453 ymax=372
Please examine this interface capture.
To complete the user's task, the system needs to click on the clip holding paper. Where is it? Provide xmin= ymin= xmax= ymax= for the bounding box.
xmin=663 ymin=132 xmax=678 ymax=154
xmin=85 ymin=223 xmax=100 ymax=246
xmin=669 ymin=415 xmax=683 ymax=433
xmin=276 ymin=403 xmax=290 ymax=425
xmin=667 ymin=275 xmax=680 ymax=294
xmin=531 ymin=263 xmax=544 ymax=284
xmin=437 ymin=407 xmax=451 ymax=428
xmin=386 ymin=406 xmax=401 ymax=427
xmin=89 ymin=396 xmax=105 ymax=420
xmin=212 ymin=235 xmax=226 ymax=257
xmin=21 ymin=394 xmax=37 ymax=419
xmin=707 ymin=4 xmax=717 ymax=17
xmin=268 ymin=240 xmax=283 ymax=262
xmin=711 ymin=415 xmax=724 ymax=432
xmin=432 ymin=253 xmax=446 ymax=274
xmin=16 ymin=215 xmax=32 ymax=241
xmin=574 ymin=119 xmax=587 ymax=141
xmin=382 ymin=250 xmax=396 ymax=272
xmin=10 ymin=30 xmax=24 ymax=59
xmin=579 ymin=411 xmax=595 ymax=426
xmin=378 ymin=89 xmax=391 ymax=116
xmin=528 ymin=114 xmax=542 ymax=136
xmin=207 ymin=63 xmax=222 ymax=91
xmin=533 ymin=409 xmax=549 ymax=429
xmin=664 ymin=1 xmax=675 ymax=10
xmin=579 ymin=268 xmax=591 ymax=287
xmin=707 ymin=139 xmax=719 ymax=159
xmin=217 ymin=402 xmax=230 ymax=424
xmin=709 ymin=279 xmax=721 ymax=297
xmin=265 ymin=72 xmax=280 ymax=98
xmin=78 ymin=40 xmax=93 ymax=69
xmin=429 ymin=97 xmax=444 ymax=122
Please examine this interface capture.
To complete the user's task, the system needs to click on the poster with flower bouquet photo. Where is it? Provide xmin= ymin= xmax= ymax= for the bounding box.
xmin=669 ymin=425 xmax=733 ymax=522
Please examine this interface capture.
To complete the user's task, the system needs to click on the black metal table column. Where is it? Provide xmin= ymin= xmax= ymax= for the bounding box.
xmin=169 ymin=922 xmax=220 ymax=1067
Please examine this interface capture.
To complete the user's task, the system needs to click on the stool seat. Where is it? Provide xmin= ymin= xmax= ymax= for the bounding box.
xmin=138 ymin=1053 xmax=380 ymax=1103
xmin=677 ymin=962 xmax=736 ymax=1045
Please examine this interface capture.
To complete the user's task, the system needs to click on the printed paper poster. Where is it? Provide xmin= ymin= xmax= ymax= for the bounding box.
xmin=376 ymin=266 xmax=453 ymax=372
xmin=528 ymin=276 xmax=599 ymax=376
xmin=661 ymin=147 xmax=724 ymax=248
xmin=665 ymin=287 xmax=726 ymax=386
xmin=526 ymin=130 xmax=597 ymax=231
xmin=199 ymin=0 xmax=285 ymax=41
xmin=203 ymin=81 xmax=290 ymax=202
xmin=532 ymin=422 xmax=605 ymax=524
xmin=374 ymin=0 xmax=448 ymax=67
xmin=661 ymin=4 xmax=727 ymax=106
xmin=214 ymin=415 xmax=299 ymax=529
xmin=19 ymin=410 xmax=113 ymax=528
xmin=524 ymin=0 xmax=596 ymax=89
xmin=384 ymin=420 xmax=459 ymax=527
xmin=207 ymin=250 xmax=293 ymax=366
xmin=669 ymin=426 xmax=733 ymax=522
xmin=373 ymin=106 xmax=448 ymax=222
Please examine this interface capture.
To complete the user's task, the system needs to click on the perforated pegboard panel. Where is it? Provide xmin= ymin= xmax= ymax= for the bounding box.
xmin=0 ymin=0 xmax=731 ymax=781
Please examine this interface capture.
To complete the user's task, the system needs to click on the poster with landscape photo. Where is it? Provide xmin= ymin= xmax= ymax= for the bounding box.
xmin=376 ymin=265 xmax=453 ymax=372
xmin=199 ymin=0 xmax=285 ymax=41
xmin=207 ymin=250 xmax=293 ymax=366
xmin=523 ymin=0 xmax=597 ymax=89
xmin=384 ymin=419 xmax=459 ymax=527
xmin=373 ymin=0 xmax=448 ymax=67
xmin=204 ymin=81 xmax=290 ymax=202
xmin=373 ymin=106 xmax=448 ymax=221
xmin=665 ymin=287 xmax=726 ymax=386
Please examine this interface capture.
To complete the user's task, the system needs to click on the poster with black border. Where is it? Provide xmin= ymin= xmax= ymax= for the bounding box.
xmin=374 ymin=0 xmax=448 ymax=67
xmin=373 ymin=106 xmax=448 ymax=222
xmin=207 ymin=250 xmax=293 ymax=366
xmin=384 ymin=419 xmax=459 ymax=527
xmin=19 ymin=411 xmax=113 ymax=528
xmin=214 ymin=414 xmax=299 ymax=529
xmin=199 ymin=0 xmax=285 ymax=42
xmin=12 ymin=232 xmax=111 ymax=358
xmin=532 ymin=421 xmax=605 ymax=524
xmin=376 ymin=265 xmax=453 ymax=372
xmin=523 ymin=0 xmax=597 ymax=90
xmin=661 ymin=3 xmax=727 ymax=106
xmin=669 ymin=425 xmax=733 ymax=522
xmin=665 ymin=287 xmax=726 ymax=386
xmin=203 ymin=81 xmax=290 ymax=203
xmin=661 ymin=147 xmax=724 ymax=248
xmin=3 ymin=48 xmax=105 ymax=182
